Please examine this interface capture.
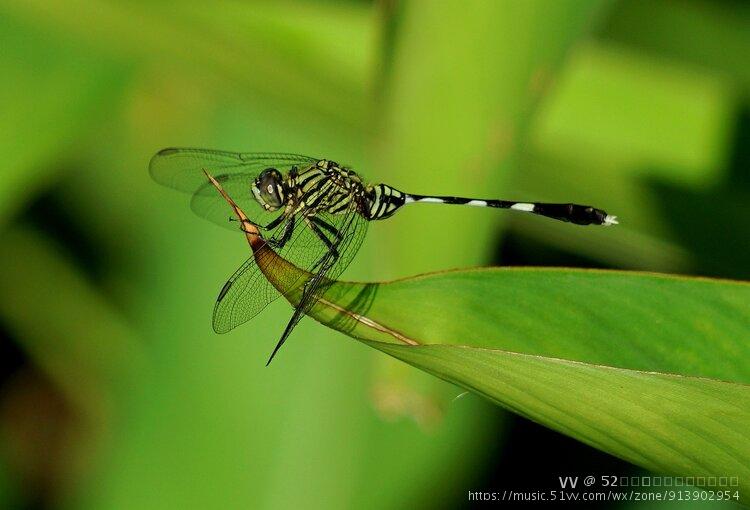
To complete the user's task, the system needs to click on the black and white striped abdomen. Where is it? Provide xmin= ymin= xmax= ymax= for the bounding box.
xmin=365 ymin=184 xmax=407 ymax=220
xmin=403 ymin=193 xmax=617 ymax=226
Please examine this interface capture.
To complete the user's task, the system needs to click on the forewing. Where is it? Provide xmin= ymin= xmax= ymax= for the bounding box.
xmin=149 ymin=148 xmax=317 ymax=231
xmin=149 ymin=148 xmax=317 ymax=192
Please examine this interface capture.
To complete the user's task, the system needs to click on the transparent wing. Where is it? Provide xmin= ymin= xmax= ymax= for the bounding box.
xmin=149 ymin=148 xmax=318 ymax=192
xmin=212 ymin=201 xmax=369 ymax=334
xmin=149 ymin=147 xmax=318 ymax=230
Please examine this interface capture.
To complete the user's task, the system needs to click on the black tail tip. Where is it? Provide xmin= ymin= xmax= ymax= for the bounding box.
xmin=574 ymin=206 xmax=618 ymax=226
xmin=535 ymin=204 xmax=618 ymax=226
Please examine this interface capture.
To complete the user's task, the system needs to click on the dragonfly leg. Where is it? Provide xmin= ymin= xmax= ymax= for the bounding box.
xmin=309 ymin=215 xmax=340 ymax=238
xmin=268 ymin=215 xmax=296 ymax=249
xmin=262 ymin=213 xmax=287 ymax=231
xmin=305 ymin=216 xmax=341 ymax=271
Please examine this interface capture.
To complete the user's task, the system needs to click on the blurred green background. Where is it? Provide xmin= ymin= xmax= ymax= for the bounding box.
xmin=0 ymin=0 xmax=748 ymax=508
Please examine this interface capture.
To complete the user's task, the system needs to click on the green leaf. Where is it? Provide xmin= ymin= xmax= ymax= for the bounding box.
xmin=283 ymin=265 xmax=750 ymax=498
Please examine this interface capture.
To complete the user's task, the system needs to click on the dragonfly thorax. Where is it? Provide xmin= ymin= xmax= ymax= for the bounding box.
xmin=272 ymin=161 xmax=369 ymax=217
xmin=250 ymin=159 xmax=402 ymax=220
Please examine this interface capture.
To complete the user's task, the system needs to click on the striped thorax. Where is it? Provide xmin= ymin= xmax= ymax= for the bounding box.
xmin=251 ymin=159 xmax=402 ymax=221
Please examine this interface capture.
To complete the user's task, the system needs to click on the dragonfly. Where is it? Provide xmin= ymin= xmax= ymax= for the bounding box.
xmin=150 ymin=148 xmax=617 ymax=364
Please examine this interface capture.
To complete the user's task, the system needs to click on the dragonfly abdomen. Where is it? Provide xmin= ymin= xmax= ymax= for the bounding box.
xmin=403 ymin=193 xmax=617 ymax=226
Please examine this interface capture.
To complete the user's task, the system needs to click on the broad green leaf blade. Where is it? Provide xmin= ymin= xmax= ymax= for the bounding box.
xmin=318 ymin=269 xmax=750 ymax=382
xmin=269 ymin=262 xmax=750 ymax=498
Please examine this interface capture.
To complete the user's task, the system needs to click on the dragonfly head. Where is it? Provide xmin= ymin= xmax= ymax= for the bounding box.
xmin=252 ymin=168 xmax=286 ymax=211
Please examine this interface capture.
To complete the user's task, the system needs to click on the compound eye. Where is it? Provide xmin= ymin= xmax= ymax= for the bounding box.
xmin=253 ymin=168 xmax=284 ymax=209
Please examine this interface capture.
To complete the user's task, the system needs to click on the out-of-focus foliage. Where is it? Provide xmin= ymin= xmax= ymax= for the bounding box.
xmin=0 ymin=0 xmax=747 ymax=509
